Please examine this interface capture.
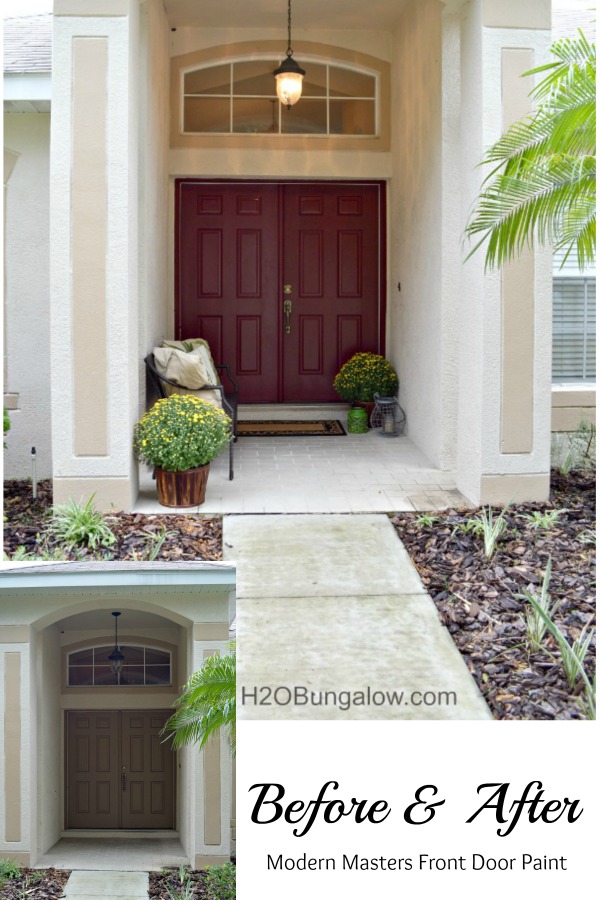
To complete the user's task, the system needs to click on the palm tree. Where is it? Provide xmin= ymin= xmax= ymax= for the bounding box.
xmin=465 ymin=30 xmax=595 ymax=271
xmin=163 ymin=647 xmax=236 ymax=755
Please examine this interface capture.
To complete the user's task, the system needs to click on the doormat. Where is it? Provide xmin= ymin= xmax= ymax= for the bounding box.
xmin=237 ymin=420 xmax=347 ymax=437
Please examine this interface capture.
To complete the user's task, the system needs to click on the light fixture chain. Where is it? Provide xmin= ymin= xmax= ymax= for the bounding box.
xmin=287 ymin=0 xmax=293 ymax=57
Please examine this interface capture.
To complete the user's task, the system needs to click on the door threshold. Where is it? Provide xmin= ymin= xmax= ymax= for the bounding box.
xmin=239 ymin=403 xmax=349 ymax=422
xmin=61 ymin=830 xmax=179 ymax=839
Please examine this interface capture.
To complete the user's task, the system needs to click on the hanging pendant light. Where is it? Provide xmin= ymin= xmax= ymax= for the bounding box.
xmin=274 ymin=0 xmax=305 ymax=109
xmin=108 ymin=611 xmax=125 ymax=679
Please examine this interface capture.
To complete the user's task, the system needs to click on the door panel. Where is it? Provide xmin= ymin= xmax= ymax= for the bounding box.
xmin=67 ymin=711 xmax=120 ymax=828
xmin=121 ymin=711 xmax=174 ymax=829
xmin=178 ymin=183 xmax=280 ymax=402
xmin=282 ymin=184 xmax=381 ymax=402
xmin=66 ymin=710 xmax=174 ymax=829
xmin=176 ymin=181 xmax=384 ymax=403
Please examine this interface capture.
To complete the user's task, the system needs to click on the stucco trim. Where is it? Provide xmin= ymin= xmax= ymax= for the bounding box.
xmin=203 ymin=650 xmax=221 ymax=846
xmin=55 ymin=0 xmax=129 ymax=15
xmin=480 ymin=472 xmax=549 ymax=504
xmin=500 ymin=48 xmax=534 ymax=454
xmin=482 ymin=0 xmax=551 ymax=30
xmin=71 ymin=37 xmax=109 ymax=457
xmin=52 ymin=477 xmax=133 ymax=512
xmin=193 ymin=624 xmax=230 ymax=641
xmin=551 ymin=406 xmax=596 ymax=432
xmin=551 ymin=386 xmax=596 ymax=407
xmin=194 ymin=854 xmax=230 ymax=867
xmin=2 ymin=393 xmax=19 ymax=410
xmin=0 ymin=626 xmax=30 ymax=643
xmin=170 ymin=41 xmax=391 ymax=153
xmin=0 ymin=852 xmax=30 ymax=865
xmin=4 ymin=652 xmax=21 ymax=842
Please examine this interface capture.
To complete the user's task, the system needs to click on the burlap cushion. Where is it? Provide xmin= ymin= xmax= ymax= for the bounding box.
xmin=152 ymin=346 xmax=222 ymax=408
xmin=161 ymin=339 xmax=221 ymax=386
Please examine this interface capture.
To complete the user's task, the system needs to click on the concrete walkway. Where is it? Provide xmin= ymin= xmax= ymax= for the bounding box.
xmin=225 ymin=514 xmax=490 ymax=720
xmin=63 ymin=870 xmax=148 ymax=899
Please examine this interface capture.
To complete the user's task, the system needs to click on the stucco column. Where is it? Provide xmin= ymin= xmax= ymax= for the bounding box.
xmin=192 ymin=628 xmax=233 ymax=867
xmin=49 ymin=0 xmax=140 ymax=511
xmin=455 ymin=0 xmax=553 ymax=505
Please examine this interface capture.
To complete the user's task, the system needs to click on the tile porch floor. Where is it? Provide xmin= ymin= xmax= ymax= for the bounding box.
xmin=35 ymin=836 xmax=188 ymax=871
xmin=135 ymin=429 xmax=470 ymax=515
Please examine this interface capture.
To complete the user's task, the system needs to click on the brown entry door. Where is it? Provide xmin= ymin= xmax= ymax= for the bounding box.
xmin=66 ymin=710 xmax=174 ymax=829
xmin=176 ymin=181 xmax=384 ymax=403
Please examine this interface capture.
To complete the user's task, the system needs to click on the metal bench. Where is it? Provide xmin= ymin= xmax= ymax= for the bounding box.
xmin=144 ymin=353 xmax=238 ymax=481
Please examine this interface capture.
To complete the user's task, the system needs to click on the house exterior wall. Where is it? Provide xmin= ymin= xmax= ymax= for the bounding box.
xmin=0 ymin=576 xmax=234 ymax=867
xmin=138 ymin=0 xmax=171 ymax=411
xmin=3 ymin=114 xmax=53 ymax=480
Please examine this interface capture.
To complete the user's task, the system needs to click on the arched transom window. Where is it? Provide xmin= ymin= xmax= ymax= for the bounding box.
xmin=67 ymin=645 xmax=172 ymax=686
xmin=182 ymin=58 xmax=377 ymax=136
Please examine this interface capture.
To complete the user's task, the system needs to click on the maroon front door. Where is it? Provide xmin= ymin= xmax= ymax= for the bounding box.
xmin=176 ymin=181 xmax=384 ymax=403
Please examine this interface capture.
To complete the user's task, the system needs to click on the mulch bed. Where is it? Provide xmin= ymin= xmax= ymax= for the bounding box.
xmin=3 ymin=479 xmax=222 ymax=561
xmin=0 ymin=868 xmax=70 ymax=899
xmin=391 ymin=470 xmax=596 ymax=720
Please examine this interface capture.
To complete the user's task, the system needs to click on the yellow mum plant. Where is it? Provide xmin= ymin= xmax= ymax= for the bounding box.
xmin=133 ymin=395 xmax=232 ymax=471
xmin=333 ymin=353 xmax=399 ymax=403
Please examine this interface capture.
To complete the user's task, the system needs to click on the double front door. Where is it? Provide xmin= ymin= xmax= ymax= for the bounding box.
xmin=176 ymin=181 xmax=385 ymax=403
xmin=66 ymin=710 xmax=174 ymax=829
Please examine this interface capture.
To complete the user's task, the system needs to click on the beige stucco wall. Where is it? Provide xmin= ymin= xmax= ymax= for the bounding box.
xmin=167 ymin=29 xmax=393 ymax=181
xmin=35 ymin=627 xmax=62 ymax=856
xmin=3 ymin=115 xmax=52 ymax=480
xmin=389 ymin=0 xmax=459 ymax=470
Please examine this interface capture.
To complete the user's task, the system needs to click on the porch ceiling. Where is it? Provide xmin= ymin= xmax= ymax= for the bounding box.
xmin=164 ymin=0 xmax=414 ymax=30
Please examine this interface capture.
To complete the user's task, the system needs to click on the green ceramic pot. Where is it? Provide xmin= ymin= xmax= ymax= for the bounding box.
xmin=347 ymin=407 xmax=369 ymax=434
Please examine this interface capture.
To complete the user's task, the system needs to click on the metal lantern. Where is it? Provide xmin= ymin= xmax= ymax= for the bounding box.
xmin=274 ymin=0 xmax=305 ymax=109
xmin=371 ymin=393 xmax=406 ymax=437
xmin=108 ymin=611 xmax=125 ymax=678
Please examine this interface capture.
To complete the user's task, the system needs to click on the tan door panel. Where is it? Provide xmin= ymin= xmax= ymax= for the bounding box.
xmin=66 ymin=710 xmax=174 ymax=829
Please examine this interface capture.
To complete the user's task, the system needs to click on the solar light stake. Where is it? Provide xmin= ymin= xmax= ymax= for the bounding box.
xmin=31 ymin=447 xmax=37 ymax=499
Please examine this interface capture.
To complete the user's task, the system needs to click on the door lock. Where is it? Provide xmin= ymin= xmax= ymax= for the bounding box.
xmin=283 ymin=284 xmax=293 ymax=294
xmin=283 ymin=298 xmax=292 ymax=334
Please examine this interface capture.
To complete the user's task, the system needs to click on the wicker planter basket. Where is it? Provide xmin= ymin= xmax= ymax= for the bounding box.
xmin=155 ymin=464 xmax=210 ymax=507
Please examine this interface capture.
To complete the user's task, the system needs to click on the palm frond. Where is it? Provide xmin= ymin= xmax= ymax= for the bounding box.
xmin=465 ymin=30 xmax=596 ymax=272
xmin=162 ymin=650 xmax=236 ymax=755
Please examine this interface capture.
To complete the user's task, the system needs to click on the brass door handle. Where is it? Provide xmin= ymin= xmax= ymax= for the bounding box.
xmin=283 ymin=298 xmax=292 ymax=334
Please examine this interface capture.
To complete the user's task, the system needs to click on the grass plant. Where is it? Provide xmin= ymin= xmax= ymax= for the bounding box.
xmin=519 ymin=509 xmax=564 ymax=529
xmin=463 ymin=500 xmax=512 ymax=558
xmin=558 ymin=619 xmax=595 ymax=690
xmin=517 ymin=558 xmax=560 ymax=651
xmin=48 ymin=495 xmax=116 ymax=551
xmin=525 ymin=594 xmax=596 ymax=719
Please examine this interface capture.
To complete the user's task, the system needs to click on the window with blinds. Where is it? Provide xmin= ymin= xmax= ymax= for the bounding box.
xmin=552 ymin=276 xmax=596 ymax=382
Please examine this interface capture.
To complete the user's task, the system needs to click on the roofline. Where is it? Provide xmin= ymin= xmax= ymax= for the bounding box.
xmin=0 ymin=563 xmax=236 ymax=593
xmin=4 ymin=72 xmax=51 ymax=100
